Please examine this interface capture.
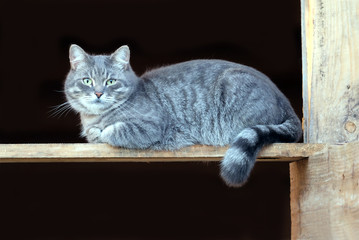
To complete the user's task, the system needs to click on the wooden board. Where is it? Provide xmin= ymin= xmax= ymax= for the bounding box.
xmin=290 ymin=141 xmax=359 ymax=239
xmin=297 ymin=0 xmax=359 ymax=238
xmin=301 ymin=0 xmax=359 ymax=144
xmin=0 ymin=143 xmax=325 ymax=163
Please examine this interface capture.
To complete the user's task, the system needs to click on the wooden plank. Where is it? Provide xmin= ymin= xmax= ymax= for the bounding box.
xmin=0 ymin=143 xmax=325 ymax=163
xmin=301 ymin=0 xmax=359 ymax=144
xmin=290 ymin=141 xmax=359 ymax=240
xmin=295 ymin=0 xmax=359 ymax=238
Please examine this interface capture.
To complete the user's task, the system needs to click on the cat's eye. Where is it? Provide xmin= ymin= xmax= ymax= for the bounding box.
xmin=106 ymin=79 xmax=117 ymax=86
xmin=83 ymin=78 xmax=93 ymax=86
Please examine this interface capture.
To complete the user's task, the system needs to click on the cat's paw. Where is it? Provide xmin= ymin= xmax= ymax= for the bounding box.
xmin=100 ymin=125 xmax=114 ymax=141
xmin=100 ymin=123 xmax=130 ymax=147
xmin=86 ymin=127 xmax=102 ymax=143
xmin=100 ymin=124 xmax=122 ymax=146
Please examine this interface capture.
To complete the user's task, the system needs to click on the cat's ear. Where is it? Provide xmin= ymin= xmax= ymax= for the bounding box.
xmin=110 ymin=45 xmax=130 ymax=69
xmin=69 ymin=44 xmax=88 ymax=70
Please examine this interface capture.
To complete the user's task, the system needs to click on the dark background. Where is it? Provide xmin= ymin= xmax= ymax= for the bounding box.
xmin=0 ymin=0 xmax=301 ymax=239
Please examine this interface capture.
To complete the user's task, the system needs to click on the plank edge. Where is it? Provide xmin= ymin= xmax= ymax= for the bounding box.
xmin=0 ymin=143 xmax=327 ymax=163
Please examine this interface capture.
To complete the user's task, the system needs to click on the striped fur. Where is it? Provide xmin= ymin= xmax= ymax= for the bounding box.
xmin=64 ymin=45 xmax=302 ymax=187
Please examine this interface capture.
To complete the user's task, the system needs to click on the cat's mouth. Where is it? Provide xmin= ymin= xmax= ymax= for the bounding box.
xmin=71 ymin=96 xmax=119 ymax=115
xmin=74 ymin=98 xmax=108 ymax=115
xmin=94 ymin=98 xmax=102 ymax=104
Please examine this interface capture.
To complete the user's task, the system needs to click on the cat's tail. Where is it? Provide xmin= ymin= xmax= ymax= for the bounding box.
xmin=220 ymin=114 xmax=302 ymax=187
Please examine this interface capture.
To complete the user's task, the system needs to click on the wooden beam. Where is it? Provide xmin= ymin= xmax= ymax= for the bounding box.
xmin=290 ymin=141 xmax=359 ymax=239
xmin=301 ymin=0 xmax=359 ymax=144
xmin=0 ymin=143 xmax=325 ymax=163
xmin=294 ymin=0 xmax=359 ymax=238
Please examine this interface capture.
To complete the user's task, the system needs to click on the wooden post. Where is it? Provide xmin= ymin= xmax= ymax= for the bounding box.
xmin=291 ymin=0 xmax=359 ymax=239
xmin=301 ymin=0 xmax=359 ymax=143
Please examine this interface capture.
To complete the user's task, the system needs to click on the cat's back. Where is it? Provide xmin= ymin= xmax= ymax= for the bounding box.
xmin=141 ymin=59 xmax=269 ymax=86
xmin=136 ymin=59 xmax=297 ymax=147
xmin=140 ymin=59 xmax=282 ymax=110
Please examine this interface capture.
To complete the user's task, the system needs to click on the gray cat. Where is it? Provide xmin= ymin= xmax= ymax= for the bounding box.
xmin=64 ymin=44 xmax=302 ymax=187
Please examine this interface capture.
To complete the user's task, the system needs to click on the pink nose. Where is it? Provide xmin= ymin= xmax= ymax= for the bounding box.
xmin=95 ymin=92 xmax=103 ymax=98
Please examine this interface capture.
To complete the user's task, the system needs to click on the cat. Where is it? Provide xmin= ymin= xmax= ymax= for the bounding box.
xmin=64 ymin=44 xmax=302 ymax=187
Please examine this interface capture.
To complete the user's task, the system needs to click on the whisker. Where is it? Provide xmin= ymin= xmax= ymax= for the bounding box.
xmin=54 ymin=89 xmax=66 ymax=93
xmin=49 ymin=102 xmax=74 ymax=118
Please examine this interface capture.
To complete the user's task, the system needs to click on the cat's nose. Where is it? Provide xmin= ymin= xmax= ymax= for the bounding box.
xmin=95 ymin=92 xmax=103 ymax=98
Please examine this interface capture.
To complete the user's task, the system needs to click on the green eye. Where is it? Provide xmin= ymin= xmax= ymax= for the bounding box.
xmin=83 ymin=78 xmax=93 ymax=86
xmin=106 ymin=79 xmax=117 ymax=86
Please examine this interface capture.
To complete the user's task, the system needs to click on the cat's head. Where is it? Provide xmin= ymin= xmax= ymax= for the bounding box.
xmin=64 ymin=44 xmax=139 ymax=115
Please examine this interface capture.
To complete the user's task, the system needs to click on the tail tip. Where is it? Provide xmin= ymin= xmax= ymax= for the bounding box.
xmin=220 ymin=150 xmax=255 ymax=187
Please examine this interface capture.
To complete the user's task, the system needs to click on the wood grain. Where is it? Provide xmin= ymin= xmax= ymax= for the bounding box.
xmin=290 ymin=141 xmax=359 ymax=240
xmin=301 ymin=0 xmax=359 ymax=144
xmin=295 ymin=0 xmax=359 ymax=238
xmin=0 ymin=143 xmax=324 ymax=163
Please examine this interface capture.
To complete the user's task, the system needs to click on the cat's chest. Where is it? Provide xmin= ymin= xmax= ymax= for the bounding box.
xmin=80 ymin=114 xmax=103 ymax=129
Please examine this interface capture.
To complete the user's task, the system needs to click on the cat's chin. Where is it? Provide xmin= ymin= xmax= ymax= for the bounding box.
xmin=75 ymin=108 xmax=102 ymax=116
xmin=83 ymin=105 xmax=109 ymax=115
xmin=69 ymin=101 xmax=107 ymax=116
xmin=79 ymin=98 xmax=113 ymax=114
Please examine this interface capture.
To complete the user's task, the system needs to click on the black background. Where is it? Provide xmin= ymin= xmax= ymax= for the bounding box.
xmin=0 ymin=0 xmax=301 ymax=239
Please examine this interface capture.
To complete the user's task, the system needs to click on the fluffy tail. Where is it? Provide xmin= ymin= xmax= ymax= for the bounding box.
xmin=220 ymin=115 xmax=302 ymax=187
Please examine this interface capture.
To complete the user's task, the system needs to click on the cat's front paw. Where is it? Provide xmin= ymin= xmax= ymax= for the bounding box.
xmin=100 ymin=125 xmax=119 ymax=146
xmin=86 ymin=127 xmax=102 ymax=143
xmin=100 ymin=123 xmax=125 ymax=146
